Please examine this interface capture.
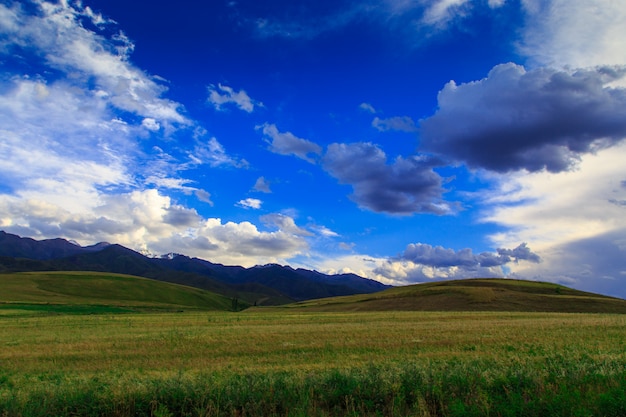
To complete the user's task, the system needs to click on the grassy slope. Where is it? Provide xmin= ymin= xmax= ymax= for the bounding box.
xmin=0 ymin=271 xmax=241 ymax=312
xmin=279 ymin=278 xmax=626 ymax=313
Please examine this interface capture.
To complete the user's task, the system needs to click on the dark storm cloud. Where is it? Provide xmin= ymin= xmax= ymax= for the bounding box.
xmin=322 ymin=142 xmax=452 ymax=215
xmin=420 ymin=63 xmax=626 ymax=173
xmin=398 ymin=242 xmax=540 ymax=268
xmin=497 ymin=242 xmax=541 ymax=263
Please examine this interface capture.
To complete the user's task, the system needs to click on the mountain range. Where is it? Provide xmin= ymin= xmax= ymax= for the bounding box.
xmin=0 ymin=231 xmax=389 ymax=305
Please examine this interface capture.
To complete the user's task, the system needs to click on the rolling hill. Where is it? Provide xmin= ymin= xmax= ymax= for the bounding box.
xmin=0 ymin=271 xmax=241 ymax=313
xmin=0 ymin=231 xmax=389 ymax=305
xmin=279 ymin=278 xmax=626 ymax=313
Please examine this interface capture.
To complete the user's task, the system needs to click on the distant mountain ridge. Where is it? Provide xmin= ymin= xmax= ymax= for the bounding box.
xmin=0 ymin=231 xmax=110 ymax=260
xmin=0 ymin=231 xmax=389 ymax=305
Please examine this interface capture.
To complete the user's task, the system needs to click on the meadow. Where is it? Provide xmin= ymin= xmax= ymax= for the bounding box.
xmin=1 ymin=310 xmax=625 ymax=416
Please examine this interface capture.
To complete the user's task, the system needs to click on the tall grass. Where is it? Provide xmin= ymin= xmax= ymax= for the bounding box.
xmin=1 ymin=311 xmax=625 ymax=416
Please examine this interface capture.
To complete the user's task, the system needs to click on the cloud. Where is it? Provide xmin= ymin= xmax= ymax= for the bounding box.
xmin=194 ymin=189 xmax=214 ymax=205
xmin=322 ymin=142 xmax=453 ymax=215
xmin=252 ymin=176 xmax=272 ymax=193
xmin=420 ymin=63 xmax=626 ymax=173
xmin=359 ymin=102 xmax=377 ymax=113
xmin=257 ymin=123 xmax=322 ymax=163
xmin=311 ymin=225 xmax=340 ymax=238
xmin=260 ymin=213 xmax=312 ymax=236
xmin=421 ymin=0 xmax=470 ymax=27
xmin=190 ymin=137 xmax=249 ymax=169
xmin=476 ymin=142 xmax=626 ymax=297
xmin=520 ymin=0 xmax=626 ymax=69
xmin=509 ymin=230 xmax=626 ymax=299
xmin=366 ymin=242 xmax=539 ymax=285
xmin=339 ymin=242 xmax=355 ymax=250
xmin=237 ymin=198 xmax=262 ymax=210
xmin=0 ymin=0 xmax=188 ymax=130
xmin=207 ymin=83 xmax=262 ymax=112
xmin=396 ymin=242 xmax=539 ymax=268
xmin=372 ymin=116 xmax=418 ymax=132
xmin=0 ymin=189 xmax=308 ymax=266
xmin=249 ymin=2 xmax=367 ymax=40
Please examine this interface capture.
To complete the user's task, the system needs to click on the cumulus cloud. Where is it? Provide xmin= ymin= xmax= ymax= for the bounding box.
xmin=372 ymin=116 xmax=418 ymax=132
xmin=397 ymin=242 xmax=539 ymax=268
xmin=207 ymin=83 xmax=262 ymax=112
xmin=0 ymin=1 xmax=312 ymax=268
xmin=0 ymin=189 xmax=308 ymax=266
xmin=257 ymin=123 xmax=322 ymax=163
xmin=322 ymin=142 xmax=453 ymax=215
xmin=420 ymin=63 xmax=626 ymax=173
xmin=368 ymin=242 xmax=540 ymax=284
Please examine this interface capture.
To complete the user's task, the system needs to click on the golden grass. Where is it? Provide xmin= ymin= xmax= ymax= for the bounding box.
xmin=1 ymin=310 xmax=624 ymax=377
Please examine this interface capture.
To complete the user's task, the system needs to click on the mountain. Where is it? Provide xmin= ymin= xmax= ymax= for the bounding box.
xmin=280 ymin=278 xmax=626 ymax=313
xmin=0 ymin=231 xmax=389 ymax=305
xmin=0 ymin=230 xmax=109 ymax=260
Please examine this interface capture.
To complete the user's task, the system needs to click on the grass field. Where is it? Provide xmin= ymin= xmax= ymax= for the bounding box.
xmin=283 ymin=278 xmax=626 ymax=313
xmin=0 ymin=271 xmax=242 ymax=313
xmin=1 ymin=309 xmax=625 ymax=416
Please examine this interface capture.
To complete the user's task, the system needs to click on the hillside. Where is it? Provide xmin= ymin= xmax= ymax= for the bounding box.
xmin=0 ymin=231 xmax=389 ymax=305
xmin=0 ymin=271 xmax=242 ymax=313
xmin=278 ymin=278 xmax=626 ymax=313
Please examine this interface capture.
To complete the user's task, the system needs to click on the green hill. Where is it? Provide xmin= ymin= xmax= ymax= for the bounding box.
xmin=0 ymin=271 xmax=245 ymax=314
xmin=279 ymin=278 xmax=626 ymax=313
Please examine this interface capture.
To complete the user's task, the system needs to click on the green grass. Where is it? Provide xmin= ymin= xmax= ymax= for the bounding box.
xmin=0 ymin=310 xmax=625 ymax=416
xmin=282 ymin=278 xmax=626 ymax=313
xmin=1 ymin=274 xmax=625 ymax=415
xmin=0 ymin=271 xmax=244 ymax=313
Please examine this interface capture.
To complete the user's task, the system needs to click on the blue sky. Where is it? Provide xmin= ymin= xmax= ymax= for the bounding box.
xmin=2 ymin=0 xmax=626 ymax=298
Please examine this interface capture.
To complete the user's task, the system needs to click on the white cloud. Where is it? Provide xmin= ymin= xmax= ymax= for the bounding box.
xmin=141 ymin=118 xmax=160 ymax=132
xmin=478 ymin=142 xmax=626 ymax=297
xmin=207 ymin=83 xmax=262 ymax=113
xmin=0 ymin=189 xmax=309 ymax=267
xmin=257 ymin=123 xmax=322 ymax=163
xmin=0 ymin=0 xmax=188 ymax=130
xmin=421 ymin=0 xmax=470 ymax=27
xmin=237 ymin=198 xmax=262 ymax=210
xmin=520 ymin=0 xmax=626 ymax=70
xmin=0 ymin=1 xmax=311 ymax=269
xmin=190 ymin=137 xmax=249 ymax=169
xmin=260 ymin=213 xmax=312 ymax=236
xmin=311 ymin=225 xmax=340 ymax=238
xmin=309 ymin=254 xmax=393 ymax=284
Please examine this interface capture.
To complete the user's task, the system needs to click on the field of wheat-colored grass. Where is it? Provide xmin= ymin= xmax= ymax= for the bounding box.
xmin=1 ymin=309 xmax=625 ymax=416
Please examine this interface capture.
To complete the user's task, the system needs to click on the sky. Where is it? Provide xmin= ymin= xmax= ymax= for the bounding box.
xmin=1 ymin=0 xmax=626 ymax=298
